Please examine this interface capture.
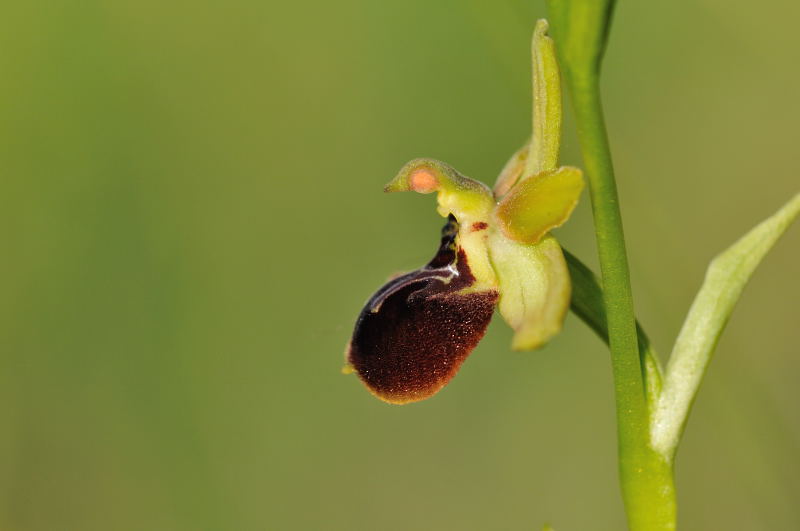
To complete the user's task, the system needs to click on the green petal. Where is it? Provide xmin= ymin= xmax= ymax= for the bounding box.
xmin=494 ymin=166 xmax=584 ymax=244
xmin=493 ymin=139 xmax=530 ymax=199
xmin=488 ymin=232 xmax=571 ymax=350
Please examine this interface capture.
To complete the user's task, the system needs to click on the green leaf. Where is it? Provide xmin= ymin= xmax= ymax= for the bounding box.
xmin=651 ymin=193 xmax=800 ymax=457
xmin=494 ymin=166 xmax=584 ymax=244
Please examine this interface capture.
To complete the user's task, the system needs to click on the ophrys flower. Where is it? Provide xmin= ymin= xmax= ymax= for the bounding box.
xmin=344 ymin=20 xmax=584 ymax=404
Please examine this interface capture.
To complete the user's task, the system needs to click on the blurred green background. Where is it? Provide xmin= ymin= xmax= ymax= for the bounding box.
xmin=1 ymin=1 xmax=798 ymax=530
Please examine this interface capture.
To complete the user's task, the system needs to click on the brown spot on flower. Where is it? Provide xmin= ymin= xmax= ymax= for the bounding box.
xmin=471 ymin=221 xmax=488 ymax=232
xmin=346 ymin=216 xmax=498 ymax=404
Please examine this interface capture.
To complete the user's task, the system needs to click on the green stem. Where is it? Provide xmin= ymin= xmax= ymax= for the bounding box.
xmin=547 ymin=2 xmax=677 ymax=527
xmin=564 ymin=250 xmax=663 ymax=406
xmin=568 ymin=76 xmax=646 ymax=428
xmin=570 ymin=66 xmax=676 ymax=531
xmin=566 ymin=249 xmax=675 ymax=529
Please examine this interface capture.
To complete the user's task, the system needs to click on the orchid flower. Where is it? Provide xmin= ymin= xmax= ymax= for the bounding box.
xmin=344 ymin=20 xmax=584 ymax=404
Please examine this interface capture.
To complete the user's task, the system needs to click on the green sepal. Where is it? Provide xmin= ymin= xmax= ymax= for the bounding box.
xmin=495 ymin=166 xmax=584 ymax=244
xmin=525 ymin=19 xmax=562 ymax=178
xmin=488 ymin=231 xmax=571 ymax=350
xmin=493 ymin=20 xmax=563 ymax=200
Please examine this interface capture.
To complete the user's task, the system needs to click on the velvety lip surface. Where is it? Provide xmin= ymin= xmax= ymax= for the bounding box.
xmin=348 ymin=216 xmax=498 ymax=404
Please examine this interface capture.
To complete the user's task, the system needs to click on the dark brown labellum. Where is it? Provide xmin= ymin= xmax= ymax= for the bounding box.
xmin=347 ymin=216 xmax=498 ymax=404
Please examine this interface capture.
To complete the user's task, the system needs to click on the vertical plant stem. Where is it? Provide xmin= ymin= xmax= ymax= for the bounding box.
xmin=570 ymin=75 xmax=644 ymax=442
xmin=564 ymin=250 xmax=664 ymax=408
xmin=546 ymin=2 xmax=677 ymax=527
xmin=569 ymin=70 xmax=675 ymax=531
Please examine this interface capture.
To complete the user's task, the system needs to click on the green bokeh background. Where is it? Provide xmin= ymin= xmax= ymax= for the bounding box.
xmin=1 ymin=2 xmax=798 ymax=530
